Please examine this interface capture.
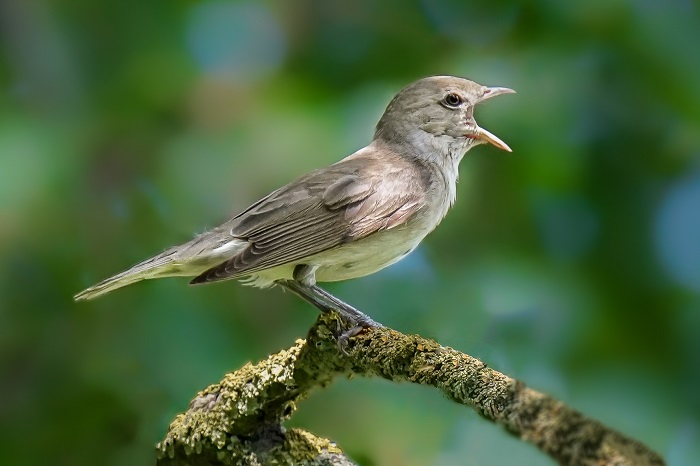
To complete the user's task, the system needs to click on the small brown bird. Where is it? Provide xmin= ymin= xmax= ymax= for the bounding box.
xmin=75 ymin=76 xmax=513 ymax=334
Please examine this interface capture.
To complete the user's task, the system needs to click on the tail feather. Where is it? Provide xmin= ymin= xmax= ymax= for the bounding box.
xmin=73 ymin=249 xmax=178 ymax=301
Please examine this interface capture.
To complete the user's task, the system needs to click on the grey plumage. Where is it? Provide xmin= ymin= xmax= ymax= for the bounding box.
xmin=74 ymin=76 xmax=513 ymax=302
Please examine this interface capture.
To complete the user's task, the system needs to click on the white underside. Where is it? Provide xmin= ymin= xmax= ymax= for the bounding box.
xmin=241 ymin=222 xmax=430 ymax=288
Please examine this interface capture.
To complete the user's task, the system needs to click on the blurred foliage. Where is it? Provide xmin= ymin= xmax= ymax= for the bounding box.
xmin=1 ymin=0 xmax=699 ymax=465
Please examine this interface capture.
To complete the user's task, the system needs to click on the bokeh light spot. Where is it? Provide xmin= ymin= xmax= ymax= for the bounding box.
xmin=655 ymin=167 xmax=700 ymax=292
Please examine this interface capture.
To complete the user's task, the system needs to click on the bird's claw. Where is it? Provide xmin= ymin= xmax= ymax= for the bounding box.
xmin=337 ymin=324 xmax=364 ymax=355
xmin=335 ymin=316 xmax=381 ymax=355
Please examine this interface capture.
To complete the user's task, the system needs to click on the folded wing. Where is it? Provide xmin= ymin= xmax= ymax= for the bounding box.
xmin=190 ymin=155 xmax=425 ymax=284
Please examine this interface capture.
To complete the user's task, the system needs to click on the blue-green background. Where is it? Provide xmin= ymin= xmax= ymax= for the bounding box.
xmin=1 ymin=1 xmax=699 ymax=465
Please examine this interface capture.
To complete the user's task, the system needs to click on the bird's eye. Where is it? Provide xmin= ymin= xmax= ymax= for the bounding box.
xmin=442 ymin=93 xmax=463 ymax=108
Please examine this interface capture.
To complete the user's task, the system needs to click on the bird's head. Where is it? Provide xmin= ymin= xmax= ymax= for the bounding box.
xmin=374 ymin=76 xmax=514 ymax=159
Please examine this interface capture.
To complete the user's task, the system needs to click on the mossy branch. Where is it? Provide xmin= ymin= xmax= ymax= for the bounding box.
xmin=156 ymin=313 xmax=665 ymax=466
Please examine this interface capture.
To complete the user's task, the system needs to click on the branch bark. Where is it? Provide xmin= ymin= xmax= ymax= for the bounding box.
xmin=156 ymin=313 xmax=665 ymax=466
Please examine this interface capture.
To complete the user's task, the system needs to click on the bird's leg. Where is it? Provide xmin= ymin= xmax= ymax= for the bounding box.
xmin=291 ymin=264 xmax=380 ymax=327
xmin=277 ymin=279 xmax=335 ymax=314
xmin=277 ymin=265 xmax=381 ymax=352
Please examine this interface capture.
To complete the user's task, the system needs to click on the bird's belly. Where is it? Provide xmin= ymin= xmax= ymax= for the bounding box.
xmin=245 ymin=235 xmax=419 ymax=287
xmin=311 ymin=229 xmax=425 ymax=282
xmin=249 ymin=213 xmax=443 ymax=287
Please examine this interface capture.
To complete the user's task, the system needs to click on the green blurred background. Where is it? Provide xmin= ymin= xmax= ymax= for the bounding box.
xmin=1 ymin=0 xmax=699 ymax=464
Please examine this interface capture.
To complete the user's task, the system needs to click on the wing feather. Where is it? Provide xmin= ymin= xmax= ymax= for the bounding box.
xmin=191 ymin=154 xmax=426 ymax=284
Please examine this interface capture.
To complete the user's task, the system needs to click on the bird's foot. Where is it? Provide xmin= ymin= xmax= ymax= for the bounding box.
xmin=313 ymin=290 xmax=380 ymax=353
xmin=276 ymin=278 xmax=381 ymax=354
xmin=336 ymin=324 xmax=366 ymax=355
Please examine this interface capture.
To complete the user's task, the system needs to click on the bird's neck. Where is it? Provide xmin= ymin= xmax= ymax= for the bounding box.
xmin=416 ymin=133 xmax=467 ymax=207
xmin=375 ymin=134 xmax=467 ymax=212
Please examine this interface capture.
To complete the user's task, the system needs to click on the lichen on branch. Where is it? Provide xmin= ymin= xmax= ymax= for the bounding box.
xmin=157 ymin=313 xmax=665 ymax=466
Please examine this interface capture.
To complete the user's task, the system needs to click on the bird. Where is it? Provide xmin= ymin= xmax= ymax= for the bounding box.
xmin=74 ymin=75 xmax=514 ymax=338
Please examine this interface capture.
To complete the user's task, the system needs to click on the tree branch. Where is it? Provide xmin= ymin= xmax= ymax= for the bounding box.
xmin=156 ymin=313 xmax=665 ymax=466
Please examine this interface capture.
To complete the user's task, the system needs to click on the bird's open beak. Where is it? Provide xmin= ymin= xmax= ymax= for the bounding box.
xmin=468 ymin=86 xmax=515 ymax=152
xmin=469 ymin=126 xmax=513 ymax=152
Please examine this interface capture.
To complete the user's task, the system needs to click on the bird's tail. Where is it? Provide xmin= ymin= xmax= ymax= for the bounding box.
xmin=73 ymin=247 xmax=179 ymax=301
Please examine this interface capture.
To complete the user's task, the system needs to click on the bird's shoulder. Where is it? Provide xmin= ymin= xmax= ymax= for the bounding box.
xmin=319 ymin=144 xmax=430 ymax=209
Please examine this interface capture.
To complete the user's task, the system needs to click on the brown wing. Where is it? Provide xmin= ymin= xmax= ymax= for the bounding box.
xmin=190 ymin=155 xmax=426 ymax=284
